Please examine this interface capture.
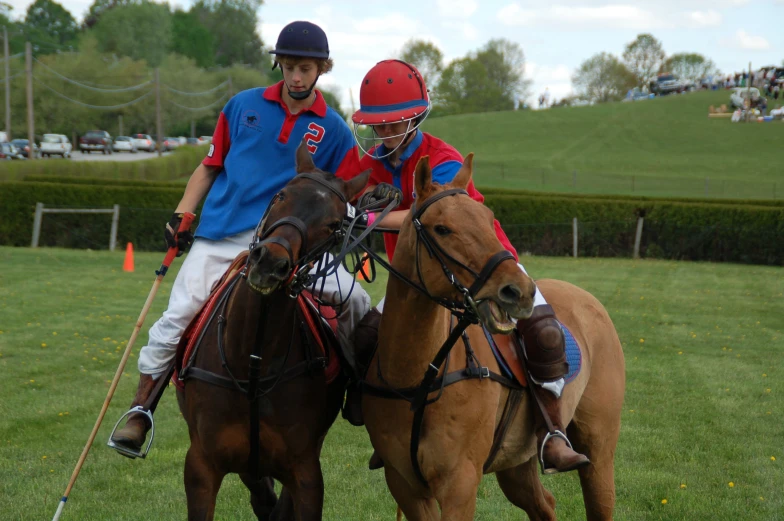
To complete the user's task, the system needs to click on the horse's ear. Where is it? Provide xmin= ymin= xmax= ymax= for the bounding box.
xmin=295 ymin=137 xmax=316 ymax=174
xmin=414 ymin=155 xmax=433 ymax=200
xmin=343 ymin=169 xmax=372 ymax=202
xmin=450 ymin=153 xmax=474 ymax=189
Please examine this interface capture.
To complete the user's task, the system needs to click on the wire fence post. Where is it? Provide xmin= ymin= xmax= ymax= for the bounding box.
xmin=25 ymin=41 xmax=35 ymax=161
xmin=3 ymin=26 xmax=10 ymax=140
xmin=572 ymin=217 xmax=578 ymax=258
xmin=31 ymin=202 xmax=44 ymax=247
xmin=155 ymin=68 xmax=162 ymax=158
xmin=633 ymin=215 xmax=644 ymax=259
xmin=109 ymin=205 xmax=120 ymax=251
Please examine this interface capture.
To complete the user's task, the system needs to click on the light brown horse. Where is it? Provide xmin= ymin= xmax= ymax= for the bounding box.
xmin=176 ymin=142 xmax=370 ymax=521
xmin=362 ymin=155 xmax=625 ymax=520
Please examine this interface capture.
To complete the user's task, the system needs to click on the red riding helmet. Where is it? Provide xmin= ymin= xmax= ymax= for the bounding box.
xmin=352 ymin=60 xmax=430 ymax=125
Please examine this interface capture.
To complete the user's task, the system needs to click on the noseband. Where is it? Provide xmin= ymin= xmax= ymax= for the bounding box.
xmin=410 ymin=188 xmax=516 ymax=319
xmin=249 ymin=173 xmax=349 ymax=293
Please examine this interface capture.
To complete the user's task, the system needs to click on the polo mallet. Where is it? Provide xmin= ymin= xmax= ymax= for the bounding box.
xmin=51 ymin=212 xmax=195 ymax=521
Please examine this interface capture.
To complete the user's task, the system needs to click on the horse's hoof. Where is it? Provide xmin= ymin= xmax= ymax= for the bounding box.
xmin=368 ymin=451 xmax=385 ymax=470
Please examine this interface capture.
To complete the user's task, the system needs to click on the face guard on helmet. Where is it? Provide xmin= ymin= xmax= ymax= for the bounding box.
xmin=351 ymin=60 xmax=432 ymax=159
xmin=269 ymin=21 xmax=329 ymax=101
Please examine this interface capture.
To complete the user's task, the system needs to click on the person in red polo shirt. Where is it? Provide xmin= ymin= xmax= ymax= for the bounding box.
xmin=352 ymin=60 xmax=589 ymax=475
xmin=109 ymin=21 xmax=372 ymax=459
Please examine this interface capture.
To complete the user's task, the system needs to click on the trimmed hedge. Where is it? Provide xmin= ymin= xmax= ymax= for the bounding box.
xmin=22 ymin=175 xmax=186 ymax=189
xmin=2 ymin=182 xmax=782 ymax=265
xmin=478 ymin=186 xmax=784 ymax=208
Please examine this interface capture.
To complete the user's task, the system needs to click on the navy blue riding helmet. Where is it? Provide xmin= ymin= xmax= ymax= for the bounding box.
xmin=269 ymin=21 xmax=329 ymax=100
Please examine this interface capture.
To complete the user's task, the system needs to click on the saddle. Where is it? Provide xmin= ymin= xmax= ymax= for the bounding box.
xmin=172 ymin=251 xmax=341 ymax=391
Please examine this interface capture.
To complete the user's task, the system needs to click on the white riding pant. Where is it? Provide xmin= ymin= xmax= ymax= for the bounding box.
xmin=138 ymin=230 xmax=371 ymax=377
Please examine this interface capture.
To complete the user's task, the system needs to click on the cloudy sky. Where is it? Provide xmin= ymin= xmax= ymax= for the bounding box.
xmin=4 ymin=0 xmax=783 ymax=109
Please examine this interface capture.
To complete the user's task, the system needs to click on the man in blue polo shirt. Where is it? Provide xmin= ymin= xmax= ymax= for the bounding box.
xmin=110 ymin=21 xmax=371 ymax=457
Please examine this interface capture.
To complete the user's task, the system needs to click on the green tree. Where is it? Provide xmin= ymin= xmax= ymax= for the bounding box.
xmin=399 ymin=39 xmax=443 ymax=88
xmin=23 ymin=0 xmax=78 ymax=52
xmin=83 ymin=0 xmax=141 ymax=28
xmin=622 ymin=33 xmax=665 ymax=88
xmin=91 ymin=1 xmax=172 ymax=67
xmin=662 ymin=53 xmax=717 ymax=85
xmin=572 ymin=52 xmax=636 ymax=103
xmin=170 ymin=9 xmax=215 ymax=69
xmin=475 ymin=39 xmax=530 ymax=107
xmin=319 ymin=84 xmax=348 ymax=121
xmin=191 ymin=0 xmax=265 ymax=68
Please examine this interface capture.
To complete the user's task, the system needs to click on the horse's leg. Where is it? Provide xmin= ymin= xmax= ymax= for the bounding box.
xmin=184 ymin=443 xmax=225 ymax=521
xmin=269 ymin=487 xmax=295 ymax=521
xmin=239 ymin=474 xmax=278 ymax=521
xmin=283 ymin=457 xmax=324 ymax=521
xmin=384 ymin=465 xmax=440 ymax=521
xmin=430 ymin=460 xmax=482 ymax=521
xmin=568 ymin=419 xmax=619 ymax=521
xmin=496 ymin=457 xmax=556 ymax=521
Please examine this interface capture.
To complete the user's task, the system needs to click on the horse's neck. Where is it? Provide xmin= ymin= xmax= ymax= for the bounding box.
xmin=377 ymin=276 xmax=453 ymax=388
xmin=224 ymin=282 xmax=298 ymax=368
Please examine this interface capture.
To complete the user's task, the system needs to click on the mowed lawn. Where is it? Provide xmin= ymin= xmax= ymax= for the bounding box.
xmin=426 ymin=90 xmax=784 ymax=199
xmin=0 ymin=246 xmax=782 ymax=520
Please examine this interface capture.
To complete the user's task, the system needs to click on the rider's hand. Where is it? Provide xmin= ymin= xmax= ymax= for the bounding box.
xmin=164 ymin=212 xmax=194 ymax=257
xmin=358 ymin=183 xmax=403 ymax=208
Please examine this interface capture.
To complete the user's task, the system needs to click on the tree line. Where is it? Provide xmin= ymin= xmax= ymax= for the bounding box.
xmin=570 ymin=33 xmax=719 ymax=104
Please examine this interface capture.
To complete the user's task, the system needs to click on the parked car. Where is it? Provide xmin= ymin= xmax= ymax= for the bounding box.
xmin=730 ymin=87 xmax=765 ymax=109
xmin=177 ymin=136 xmax=187 ymax=146
xmin=112 ymin=136 xmax=138 ymax=153
xmin=198 ymin=135 xmax=213 ymax=145
xmin=186 ymin=137 xmax=201 ymax=146
xmin=11 ymin=138 xmax=40 ymax=158
xmin=163 ymin=137 xmax=180 ymax=151
xmin=1 ymin=142 xmax=26 ymax=160
xmin=40 ymin=134 xmax=73 ymax=158
xmin=650 ymin=74 xmax=687 ymax=96
xmin=0 ymin=131 xmax=8 ymax=143
xmin=131 ymin=133 xmax=156 ymax=152
xmin=79 ymin=130 xmax=113 ymax=154
xmin=623 ymin=87 xmax=652 ymax=102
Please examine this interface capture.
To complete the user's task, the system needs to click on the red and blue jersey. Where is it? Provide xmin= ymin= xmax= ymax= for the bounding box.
xmin=359 ymin=131 xmax=518 ymax=262
xmin=199 ymin=81 xmax=360 ymax=240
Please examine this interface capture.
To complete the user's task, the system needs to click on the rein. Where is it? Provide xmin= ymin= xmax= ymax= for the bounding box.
xmin=356 ymin=188 xmax=517 ymax=486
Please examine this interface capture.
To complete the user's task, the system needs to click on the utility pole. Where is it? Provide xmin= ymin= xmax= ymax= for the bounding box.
xmin=118 ymin=114 xmax=123 ymax=136
xmin=25 ymin=41 xmax=34 ymax=160
xmin=190 ymin=119 xmax=195 ymax=138
xmin=3 ymin=26 xmax=10 ymax=140
xmin=155 ymin=68 xmax=162 ymax=157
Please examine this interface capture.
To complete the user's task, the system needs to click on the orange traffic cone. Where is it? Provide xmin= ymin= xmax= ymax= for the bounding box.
xmin=358 ymin=253 xmax=371 ymax=282
xmin=123 ymin=242 xmax=135 ymax=272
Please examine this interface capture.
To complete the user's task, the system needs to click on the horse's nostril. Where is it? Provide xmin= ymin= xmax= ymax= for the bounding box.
xmin=499 ymin=283 xmax=523 ymax=303
xmin=272 ymin=258 xmax=291 ymax=280
xmin=249 ymin=245 xmax=266 ymax=265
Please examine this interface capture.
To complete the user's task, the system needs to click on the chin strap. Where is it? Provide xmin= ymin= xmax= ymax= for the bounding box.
xmin=286 ymin=75 xmax=320 ymax=101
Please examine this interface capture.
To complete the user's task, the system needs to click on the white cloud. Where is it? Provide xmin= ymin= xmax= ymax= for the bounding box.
xmin=686 ymin=10 xmax=722 ymax=27
xmin=497 ymin=3 xmax=671 ymax=30
xmin=442 ymin=21 xmax=479 ymax=41
xmin=436 ymin=0 xmax=478 ymax=18
xmin=727 ymin=30 xmax=771 ymax=50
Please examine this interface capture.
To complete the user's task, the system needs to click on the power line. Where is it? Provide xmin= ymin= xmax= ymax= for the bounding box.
xmin=33 ymin=77 xmax=154 ymax=110
xmin=170 ymin=92 xmax=229 ymax=111
xmin=164 ymin=80 xmax=229 ymax=96
xmin=0 ymin=52 xmax=24 ymax=62
xmin=33 ymin=57 xmax=152 ymax=92
xmin=0 ymin=70 xmax=23 ymax=81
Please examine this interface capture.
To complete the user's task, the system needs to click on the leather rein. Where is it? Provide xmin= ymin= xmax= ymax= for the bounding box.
xmin=357 ymin=188 xmax=519 ymax=486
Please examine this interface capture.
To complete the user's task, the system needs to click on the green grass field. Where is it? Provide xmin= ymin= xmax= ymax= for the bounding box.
xmin=426 ymin=90 xmax=784 ymax=199
xmin=1 ymin=247 xmax=782 ymax=520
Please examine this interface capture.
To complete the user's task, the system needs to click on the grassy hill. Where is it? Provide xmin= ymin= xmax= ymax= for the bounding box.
xmin=424 ymin=90 xmax=784 ymax=199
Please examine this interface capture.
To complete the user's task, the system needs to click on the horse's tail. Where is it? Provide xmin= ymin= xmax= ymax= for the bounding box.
xmin=396 ymin=505 xmax=403 ymax=521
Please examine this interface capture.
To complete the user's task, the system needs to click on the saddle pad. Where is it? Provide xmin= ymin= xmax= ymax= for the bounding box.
xmin=173 ymin=252 xmax=341 ymax=390
xmin=484 ymin=324 xmax=582 ymax=387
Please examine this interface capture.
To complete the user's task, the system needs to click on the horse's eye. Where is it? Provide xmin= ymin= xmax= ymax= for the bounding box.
xmin=434 ymin=225 xmax=452 ymax=236
xmin=329 ymin=220 xmax=342 ymax=231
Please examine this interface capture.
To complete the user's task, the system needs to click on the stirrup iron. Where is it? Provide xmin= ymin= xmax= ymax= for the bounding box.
xmin=107 ymin=406 xmax=155 ymax=459
xmin=538 ymin=429 xmax=572 ymax=473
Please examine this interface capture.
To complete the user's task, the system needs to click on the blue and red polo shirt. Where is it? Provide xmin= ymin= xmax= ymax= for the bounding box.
xmin=359 ymin=131 xmax=518 ymax=262
xmin=198 ymin=81 xmax=360 ymax=240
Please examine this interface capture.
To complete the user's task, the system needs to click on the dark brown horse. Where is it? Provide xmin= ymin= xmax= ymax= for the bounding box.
xmin=176 ymin=141 xmax=370 ymax=521
xmin=363 ymin=155 xmax=625 ymax=520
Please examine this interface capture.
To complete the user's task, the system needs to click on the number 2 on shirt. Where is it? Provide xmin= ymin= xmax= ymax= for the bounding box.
xmin=305 ymin=123 xmax=325 ymax=154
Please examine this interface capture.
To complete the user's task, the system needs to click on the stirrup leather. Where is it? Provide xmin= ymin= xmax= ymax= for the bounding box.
xmin=107 ymin=406 xmax=155 ymax=459
xmin=538 ymin=429 xmax=572 ymax=473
